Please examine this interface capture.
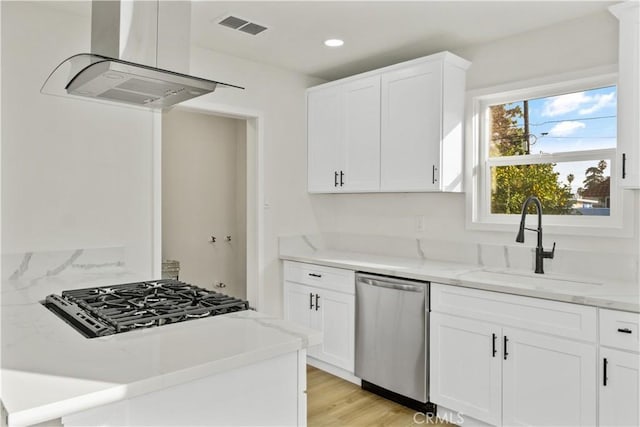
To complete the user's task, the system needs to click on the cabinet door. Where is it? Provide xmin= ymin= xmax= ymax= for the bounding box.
xmin=312 ymin=288 xmax=355 ymax=372
xmin=430 ymin=313 xmax=501 ymax=425
xmin=502 ymin=328 xmax=597 ymax=427
xmin=342 ymin=76 xmax=381 ymax=192
xmin=307 ymin=87 xmax=343 ymax=192
xmin=600 ymin=348 xmax=640 ymax=427
xmin=283 ymin=282 xmax=314 ymax=330
xmin=612 ymin=3 xmax=640 ymax=188
xmin=380 ymin=61 xmax=443 ymax=191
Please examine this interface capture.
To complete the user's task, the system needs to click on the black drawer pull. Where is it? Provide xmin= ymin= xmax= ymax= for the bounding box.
xmin=308 ymin=273 xmax=322 ymax=278
xmin=617 ymin=328 xmax=633 ymax=334
xmin=492 ymin=333 xmax=497 ymax=357
xmin=503 ymin=336 xmax=509 ymax=360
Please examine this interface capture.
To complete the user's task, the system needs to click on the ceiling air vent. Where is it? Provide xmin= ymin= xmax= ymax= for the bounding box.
xmin=238 ymin=22 xmax=268 ymax=35
xmin=218 ymin=15 xmax=268 ymax=35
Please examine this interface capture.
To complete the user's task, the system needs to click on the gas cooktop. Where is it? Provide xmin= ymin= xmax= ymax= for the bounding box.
xmin=43 ymin=279 xmax=250 ymax=338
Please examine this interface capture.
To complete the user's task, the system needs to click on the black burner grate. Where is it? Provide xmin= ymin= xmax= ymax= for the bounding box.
xmin=44 ymin=279 xmax=249 ymax=338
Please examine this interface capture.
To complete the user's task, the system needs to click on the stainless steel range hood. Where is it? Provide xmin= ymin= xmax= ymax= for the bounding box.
xmin=41 ymin=1 xmax=243 ymax=109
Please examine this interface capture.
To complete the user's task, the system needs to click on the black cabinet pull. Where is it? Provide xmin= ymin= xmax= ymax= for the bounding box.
xmin=308 ymin=273 xmax=322 ymax=278
xmin=315 ymin=294 xmax=320 ymax=311
xmin=503 ymin=336 xmax=509 ymax=360
xmin=622 ymin=153 xmax=627 ymax=179
xmin=492 ymin=333 xmax=497 ymax=357
xmin=432 ymin=165 xmax=436 ymax=184
xmin=334 ymin=171 xmax=339 ymax=187
xmin=340 ymin=170 xmax=344 ymax=187
xmin=617 ymin=328 xmax=633 ymax=334
xmin=603 ymin=358 xmax=608 ymax=386
xmin=309 ymin=292 xmax=314 ymax=310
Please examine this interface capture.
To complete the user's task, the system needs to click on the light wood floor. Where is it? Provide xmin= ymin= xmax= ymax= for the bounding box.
xmin=307 ymin=365 xmax=451 ymax=427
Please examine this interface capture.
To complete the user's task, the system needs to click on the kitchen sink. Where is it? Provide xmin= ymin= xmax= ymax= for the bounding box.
xmin=460 ymin=269 xmax=602 ymax=288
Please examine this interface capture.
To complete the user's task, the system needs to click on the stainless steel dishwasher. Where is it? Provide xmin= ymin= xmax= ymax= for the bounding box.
xmin=355 ymin=273 xmax=435 ymax=413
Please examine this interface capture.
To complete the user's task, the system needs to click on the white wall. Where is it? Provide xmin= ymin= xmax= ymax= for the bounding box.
xmin=1 ymin=2 xmax=154 ymax=276
xmin=162 ymin=109 xmax=246 ymax=298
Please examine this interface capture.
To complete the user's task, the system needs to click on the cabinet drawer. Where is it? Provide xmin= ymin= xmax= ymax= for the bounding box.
xmin=283 ymin=261 xmax=355 ymax=295
xmin=600 ymin=308 xmax=640 ymax=352
xmin=431 ymin=283 xmax=597 ymax=342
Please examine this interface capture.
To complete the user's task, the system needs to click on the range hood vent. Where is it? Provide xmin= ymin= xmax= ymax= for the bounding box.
xmin=42 ymin=1 xmax=243 ymax=109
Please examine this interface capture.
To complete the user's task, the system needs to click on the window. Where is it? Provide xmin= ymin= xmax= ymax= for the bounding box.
xmin=467 ymin=73 xmax=626 ymax=232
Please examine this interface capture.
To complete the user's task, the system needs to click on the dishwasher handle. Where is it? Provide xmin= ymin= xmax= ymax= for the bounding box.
xmin=358 ymin=277 xmax=424 ymax=293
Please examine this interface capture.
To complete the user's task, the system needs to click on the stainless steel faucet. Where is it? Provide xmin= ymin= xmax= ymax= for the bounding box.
xmin=515 ymin=196 xmax=556 ymax=274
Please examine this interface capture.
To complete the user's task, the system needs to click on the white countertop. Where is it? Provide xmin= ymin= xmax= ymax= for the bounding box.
xmin=1 ymin=272 xmax=321 ymax=426
xmin=280 ymin=250 xmax=640 ymax=313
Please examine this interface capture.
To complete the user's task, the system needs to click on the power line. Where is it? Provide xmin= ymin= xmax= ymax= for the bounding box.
xmin=498 ymin=115 xmax=615 ymax=129
xmin=540 ymin=136 xmax=615 ymax=139
xmin=529 ymin=115 xmax=616 ymax=126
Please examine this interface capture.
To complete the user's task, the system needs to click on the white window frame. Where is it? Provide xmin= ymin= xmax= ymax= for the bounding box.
xmin=465 ymin=67 xmax=633 ymax=238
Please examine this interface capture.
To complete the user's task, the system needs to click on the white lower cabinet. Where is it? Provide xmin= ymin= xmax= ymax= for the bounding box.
xmin=311 ymin=287 xmax=355 ymax=370
xmin=283 ymin=261 xmax=355 ymax=373
xmin=599 ymin=308 xmax=640 ymax=427
xmin=501 ymin=328 xmax=596 ymax=426
xmin=430 ymin=313 xmax=501 ymax=425
xmin=430 ymin=283 xmax=597 ymax=426
xmin=599 ymin=348 xmax=640 ymax=427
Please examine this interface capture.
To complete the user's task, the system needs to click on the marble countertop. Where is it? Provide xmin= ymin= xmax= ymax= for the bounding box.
xmin=280 ymin=250 xmax=640 ymax=313
xmin=1 ymin=271 xmax=321 ymax=426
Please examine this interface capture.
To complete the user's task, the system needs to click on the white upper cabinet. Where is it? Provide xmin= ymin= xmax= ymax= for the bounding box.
xmin=610 ymin=2 xmax=640 ymax=189
xmin=307 ymin=86 xmax=344 ymax=192
xmin=307 ymin=76 xmax=380 ymax=193
xmin=307 ymin=52 xmax=470 ymax=193
xmin=342 ymin=76 xmax=382 ymax=192
xmin=380 ymin=61 xmax=443 ymax=191
xmin=380 ymin=58 xmax=467 ymax=191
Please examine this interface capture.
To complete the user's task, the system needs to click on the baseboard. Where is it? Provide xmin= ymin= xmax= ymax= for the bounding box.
xmin=306 ymin=357 xmax=361 ymax=385
xmin=436 ymin=405 xmax=492 ymax=427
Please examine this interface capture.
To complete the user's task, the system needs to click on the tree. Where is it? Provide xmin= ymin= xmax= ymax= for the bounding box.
xmin=583 ymin=160 xmax=607 ymax=191
xmin=490 ymin=104 xmax=574 ymax=215
xmin=567 ymin=174 xmax=574 ymax=185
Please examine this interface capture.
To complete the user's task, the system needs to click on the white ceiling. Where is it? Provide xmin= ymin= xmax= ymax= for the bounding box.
xmin=39 ymin=1 xmax=616 ymax=81
xmin=190 ymin=1 xmax=615 ymax=81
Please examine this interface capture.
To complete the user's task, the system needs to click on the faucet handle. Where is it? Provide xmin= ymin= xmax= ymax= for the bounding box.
xmin=544 ymin=242 xmax=556 ymax=259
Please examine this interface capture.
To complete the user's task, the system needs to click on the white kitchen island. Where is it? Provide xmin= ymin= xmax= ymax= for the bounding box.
xmin=0 ymin=253 xmax=321 ymax=427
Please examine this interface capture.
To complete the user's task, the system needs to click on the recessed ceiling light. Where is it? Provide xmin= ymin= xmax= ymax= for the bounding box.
xmin=324 ymin=39 xmax=344 ymax=47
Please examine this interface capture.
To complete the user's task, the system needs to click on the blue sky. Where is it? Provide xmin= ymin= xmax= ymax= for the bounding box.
xmin=506 ymin=85 xmax=616 ymax=193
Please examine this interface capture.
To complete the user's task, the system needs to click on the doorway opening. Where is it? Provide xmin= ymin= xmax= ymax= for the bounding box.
xmin=155 ymin=104 xmax=263 ymax=309
xmin=161 ymin=109 xmax=247 ymax=298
